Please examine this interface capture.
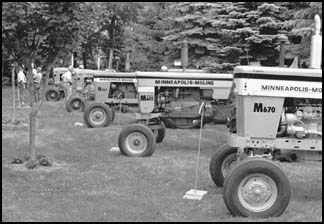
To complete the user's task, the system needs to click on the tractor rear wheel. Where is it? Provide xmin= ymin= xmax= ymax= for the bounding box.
xmin=209 ymin=144 xmax=238 ymax=187
xmin=223 ymin=157 xmax=290 ymax=217
xmin=83 ymin=102 xmax=114 ymax=128
xmin=118 ymin=124 xmax=156 ymax=157
xmin=66 ymin=96 xmax=84 ymax=112
xmin=45 ymin=88 xmax=60 ymax=101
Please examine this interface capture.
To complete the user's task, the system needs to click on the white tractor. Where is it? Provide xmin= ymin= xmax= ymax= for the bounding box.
xmin=115 ymin=70 xmax=234 ymax=157
xmin=209 ymin=15 xmax=322 ymax=217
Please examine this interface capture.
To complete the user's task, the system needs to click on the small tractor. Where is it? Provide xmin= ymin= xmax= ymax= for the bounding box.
xmin=209 ymin=15 xmax=322 ymax=217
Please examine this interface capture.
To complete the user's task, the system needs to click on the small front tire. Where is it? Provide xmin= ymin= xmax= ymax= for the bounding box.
xmin=118 ymin=124 xmax=156 ymax=157
xmin=66 ymin=96 xmax=84 ymax=112
xmin=45 ymin=88 xmax=60 ymax=101
xmin=223 ymin=157 xmax=290 ymax=217
xmin=83 ymin=102 xmax=114 ymax=128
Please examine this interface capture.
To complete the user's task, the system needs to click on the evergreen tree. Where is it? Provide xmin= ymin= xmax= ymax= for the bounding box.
xmin=162 ymin=2 xmax=322 ymax=71
xmin=283 ymin=2 xmax=322 ymax=67
xmin=121 ymin=2 xmax=175 ymax=71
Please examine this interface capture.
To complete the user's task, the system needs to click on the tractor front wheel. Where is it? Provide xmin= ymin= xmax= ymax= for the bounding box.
xmin=223 ymin=157 xmax=290 ymax=217
xmin=45 ymin=88 xmax=60 ymax=101
xmin=118 ymin=124 xmax=156 ymax=157
xmin=66 ymin=96 xmax=84 ymax=112
xmin=83 ymin=102 xmax=114 ymax=128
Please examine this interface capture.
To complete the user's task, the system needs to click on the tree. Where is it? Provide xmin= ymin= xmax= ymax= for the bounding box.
xmin=162 ymin=2 xmax=322 ymax=71
xmin=2 ymin=2 xmax=82 ymax=166
xmin=121 ymin=2 xmax=176 ymax=71
xmin=282 ymin=2 xmax=322 ymax=67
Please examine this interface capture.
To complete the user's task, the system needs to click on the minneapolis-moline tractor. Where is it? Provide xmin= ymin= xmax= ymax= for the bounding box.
xmin=82 ymin=72 xmax=139 ymax=127
xmin=66 ymin=71 xmax=138 ymax=113
xmin=209 ymin=15 xmax=322 ymax=217
xmin=45 ymin=67 xmax=95 ymax=105
xmin=113 ymin=70 xmax=234 ymax=157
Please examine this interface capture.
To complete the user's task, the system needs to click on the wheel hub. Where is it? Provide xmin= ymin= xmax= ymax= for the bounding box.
xmin=133 ymin=139 xmax=140 ymax=146
xmin=73 ymin=101 xmax=80 ymax=109
xmin=242 ymin=177 xmax=272 ymax=206
xmin=125 ymin=132 xmax=148 ymax=154
xmin=89 ymin=108 xmax=107 ymax=125
xmin=94 ymin=111 xmax=102 ymax=119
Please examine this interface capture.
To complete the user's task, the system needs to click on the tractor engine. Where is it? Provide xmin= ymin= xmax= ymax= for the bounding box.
xmin=108 ymin=82 xmax=137 ymax=99
xmin=156 ymin=87 xmax=211 ymax=109
xmin=278 ymin=99 xmax=322 ymax=139
xmin=155 ymin=87 xmax=217 ymax=128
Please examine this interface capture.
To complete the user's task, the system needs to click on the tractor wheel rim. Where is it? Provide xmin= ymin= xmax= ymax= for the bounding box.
xmin=49 ymin=92 xmax=57 ymax=99
xmin=221 ymin=154 xmax=237 ymax=177
xmin=125 ymin=132 xmax=148 ymax=154
xmin=72 ymin=100 xmax=81 ymax=109
xmin=89 ymin=108 xmax=106 ymax=125
xmin=238 ymin=173 xmax=278 ymax=212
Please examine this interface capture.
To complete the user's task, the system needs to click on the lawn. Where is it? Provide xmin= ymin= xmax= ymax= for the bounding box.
xmin=2 ymin=87 xmax=322 ymax=222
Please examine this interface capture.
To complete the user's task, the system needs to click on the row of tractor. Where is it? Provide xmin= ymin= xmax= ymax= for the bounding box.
xmin=45 ymin=15 xmax=322 ymax=218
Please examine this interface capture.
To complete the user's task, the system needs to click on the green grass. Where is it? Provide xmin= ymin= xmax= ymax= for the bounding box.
xmin=2 ymin=87 xmax=322 ymax=222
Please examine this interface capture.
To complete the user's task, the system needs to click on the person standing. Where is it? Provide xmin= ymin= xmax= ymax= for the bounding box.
xmin=17 ymin=66 xmax=27 ymax=106
xmin=33 ymin=67 xmax=42 ymax=102
xmin=62 ymin=65 xmax=73 ymax=102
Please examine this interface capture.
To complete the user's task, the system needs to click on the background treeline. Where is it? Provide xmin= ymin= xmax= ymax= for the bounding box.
xmin=2 ymin=2 xmax=322 ymax=78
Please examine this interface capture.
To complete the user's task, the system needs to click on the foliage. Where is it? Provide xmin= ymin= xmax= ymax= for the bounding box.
xmin=283 ymin=2 xmax=322 ymax=66
xmin=3 ymin=2 xmax=321 ymax=73
xmin=163 ymin=2 xmax=322 ymax=71
xmin=120 ymin=2 xmax=175 ymax=71
xmin=2 ymin=2 xmax=83 ymax=161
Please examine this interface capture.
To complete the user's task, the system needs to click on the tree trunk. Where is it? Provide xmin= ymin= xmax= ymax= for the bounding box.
xmin=25 ymin=59 xmax=37 ymax=161
xmin=82 ymin=52 xmax=87 ymax=69
xmin=108 ymin=15 xmax=117 ymax=70
xmin=11 ymin=65 xmax=16 ymax=124
xmin=73 ymin=52 xmax=78 ymax=68
xmin=108 ymin=49 xmax=114 ymax=69
xmin=28 ymin=62 xmax=51 ymax=162
xmin=29 ymin=104 xmax=37 ymax=160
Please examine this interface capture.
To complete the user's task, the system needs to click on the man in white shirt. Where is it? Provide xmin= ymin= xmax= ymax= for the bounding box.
xmin=62 ymin=65 xmax=73 ymax=102
xmin=17 ymin=66 xmax=27 ymax=105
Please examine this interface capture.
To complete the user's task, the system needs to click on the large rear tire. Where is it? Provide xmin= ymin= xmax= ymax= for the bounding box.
xmin=209 ymin=144 xmax=238 ymax=187
xmin=223 ymin=157 xmax=290 ymax=217
xmin=83 ymin=102 xmax=114 ymax=128
xmin=118 ymin=124 xmax=156 ymax=157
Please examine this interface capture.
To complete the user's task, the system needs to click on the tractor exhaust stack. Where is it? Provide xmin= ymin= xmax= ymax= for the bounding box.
xmin=310 ymin=15 xmax=322 ymax=69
